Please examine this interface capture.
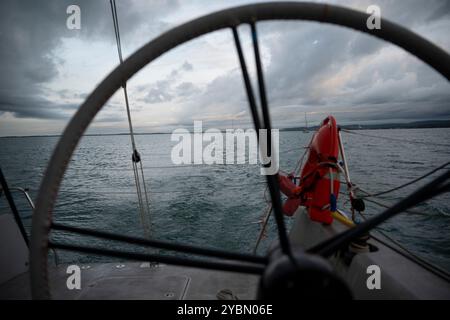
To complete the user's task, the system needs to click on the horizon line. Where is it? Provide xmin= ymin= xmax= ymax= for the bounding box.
xmin=1 ymin=119 xmax=450 ymax=138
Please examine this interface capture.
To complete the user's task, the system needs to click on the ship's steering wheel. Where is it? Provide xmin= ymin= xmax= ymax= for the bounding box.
xmin=30 ymin=2 xmax=450 ymax=299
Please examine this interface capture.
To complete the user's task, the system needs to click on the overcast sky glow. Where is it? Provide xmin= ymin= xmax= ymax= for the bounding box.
xmin=0 ymin=0 xmax=449 ymax=136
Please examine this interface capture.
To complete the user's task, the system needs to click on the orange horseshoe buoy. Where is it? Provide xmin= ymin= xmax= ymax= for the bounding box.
xmin=279 ymin=116 xmax=341 ymax=224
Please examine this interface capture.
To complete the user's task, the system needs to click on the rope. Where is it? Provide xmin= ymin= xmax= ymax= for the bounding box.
xmin=253 ymin=203 xmax=272 ymax=254
xmin=356 ymin=193 xmax=442 ymax=217
xmin=293 ymin=143 xmax=310 ymax=177
xmin=358 ymin=161 xmax=450 ymax=199
xmin=356 ymin=211 xmax=450 ymax=282
xmin=254 ymin=128 xmax=449 ymax=253
xmin=253 ymin=141 xmax=310 ymax=253
xmin=110 ymin=0 xmax=150 ymax=237
xmin=15 ymin=182 xmax=267 ymax=196
xmin=309 ymin=170 xmax=450 ymax=257
xmin=341 ymin=128 xmax=450 ymax=148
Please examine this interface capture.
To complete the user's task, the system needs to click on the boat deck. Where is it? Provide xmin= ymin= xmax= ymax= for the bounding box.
xmin=0 ymin=213 xmax=259 ymax=300
xmin=0 ymin=262 xmax=259 ymax=300
xmin=290 ymin=209 xmax=450 ymax=299
xmin=2 ymin=209 xmax=450 ymax=299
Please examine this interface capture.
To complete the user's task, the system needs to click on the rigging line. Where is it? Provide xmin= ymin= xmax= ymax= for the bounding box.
xmin=67 ymin=163 xmax=272 ymax=170
xmin=139 ymin=161 xmax=151 ymax=223
xmin=132 ymin=162 xmax=148 ymax=235
xmin=253 ymin=203 xmax=273 ymax=254
xmin=20 ymin=182 xmax=268 ymax=195
xmin=359 ymin=196 xmax=441 ymax=217
xmin=253 ymin=139 xmax=313 ymax=254
xmin=294 ymin=143 xmax=310 ymax=177
xmin=357 ymin=211 xmax=450 ymax=282
xmin=341 ymin=128 xmax=450 ymax=148
xmin=308 ymin=169 xmax=450 ymax=257
xmin=110 ymin=0 xmax=137 ymax=149
xmin=109 ymin=0 xmax=150 ymax=236
xmin=110 ymin=0 xmax=123 ymax=63
xmin=356 ymin=161 xmax=450 ymax=199
xmin=122 ymin=84 xmax=138 ymax=150
xmin=283 ymin=145 xmax=309 ymax=154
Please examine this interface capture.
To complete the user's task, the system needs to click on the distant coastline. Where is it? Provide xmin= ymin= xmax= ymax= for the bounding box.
xmin=1 ymin=119 xmax=450 ymax=138
xmin=281 ymin=119 xmax=450 ymax=132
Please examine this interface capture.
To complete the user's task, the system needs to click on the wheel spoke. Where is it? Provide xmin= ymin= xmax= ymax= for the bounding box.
xmin=51 ymin=222 xmax=267 ymax=264
xmin=250 ymin=23 xmax=270 ymax=155
xmin=232 ymin=25 xmax=292 ymax=257
xmin=231 ymin=26 xmax=262 ymax=131
xmin=49 ymin=241 xmax=265 ymax=275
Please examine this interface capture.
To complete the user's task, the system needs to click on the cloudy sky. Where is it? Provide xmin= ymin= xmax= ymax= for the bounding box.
xmin=0 ymin=0 xmax=449 ymax=136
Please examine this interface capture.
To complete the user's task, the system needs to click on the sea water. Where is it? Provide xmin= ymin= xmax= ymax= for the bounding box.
xmin=0 ymin=128 xmax=449 ymax=272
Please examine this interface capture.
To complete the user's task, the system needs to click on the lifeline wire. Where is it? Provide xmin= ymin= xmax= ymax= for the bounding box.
xmin=341 ymin=128 xmax=450 ymax=148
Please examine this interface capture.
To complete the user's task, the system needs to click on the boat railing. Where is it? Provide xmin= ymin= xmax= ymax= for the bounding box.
xmin=1 ymin=185 xmax=59 ymax=265
xmin=9 ymin=187 xmax=35 ymax=210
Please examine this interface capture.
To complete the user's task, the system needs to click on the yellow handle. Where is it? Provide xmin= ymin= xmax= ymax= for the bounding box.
xmin=331 ymin=211 xmax=355 ymax=228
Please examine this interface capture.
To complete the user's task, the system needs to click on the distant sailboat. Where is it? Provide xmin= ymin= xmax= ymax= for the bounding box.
xmin=303 ymin=112 xmax=309 ymax=132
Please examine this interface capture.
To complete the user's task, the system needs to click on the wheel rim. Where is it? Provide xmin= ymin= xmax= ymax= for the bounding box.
xmin=31 ymin=1 xmax=450 ymax=299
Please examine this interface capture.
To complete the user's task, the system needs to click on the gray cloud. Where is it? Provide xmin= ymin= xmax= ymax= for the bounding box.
xmin=0 ymin=94 xmax=78 ymax=120
xmin=426 ymin=1 xmax=450 ymax=22
xmin=0 ymin=0 xmax=449 ymax=134
xmin=176 ymin=0 xmax=450 ymax=127
xmin=181 ymin=61 xmax=193 ymax=72
xmin=0 ymin=0 xmax=179 ymax=120
xmin=139 ymin=61 xmax=196 ymax=104
xmin=176 ymin=82 xmax=201 ymax=97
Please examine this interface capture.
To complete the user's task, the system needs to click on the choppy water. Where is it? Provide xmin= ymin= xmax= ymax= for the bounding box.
xmin=1 ymin=128 xmax=449 ymax=272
